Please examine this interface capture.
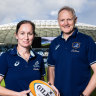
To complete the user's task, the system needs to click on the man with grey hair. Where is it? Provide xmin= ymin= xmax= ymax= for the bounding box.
xmin=48 ymin=6 xmax=96 ymax=96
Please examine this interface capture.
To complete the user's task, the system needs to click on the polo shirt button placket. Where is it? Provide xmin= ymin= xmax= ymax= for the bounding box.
xmin=25 ymin=65 xmax=28 ymax=68
xmin=24 ymin=61 xmax=29 ymax=68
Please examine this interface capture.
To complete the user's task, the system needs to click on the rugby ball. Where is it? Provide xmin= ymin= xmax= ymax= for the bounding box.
xmin=29 ymin=80 xmax=56 ymax=96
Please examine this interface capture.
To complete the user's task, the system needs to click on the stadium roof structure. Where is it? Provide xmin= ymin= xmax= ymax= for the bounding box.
xmin=0 ymin=20 xmax=96 ymax=45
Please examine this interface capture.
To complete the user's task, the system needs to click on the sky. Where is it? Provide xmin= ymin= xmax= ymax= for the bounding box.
xmin=0 ymin=0 xmax=96 ymax=25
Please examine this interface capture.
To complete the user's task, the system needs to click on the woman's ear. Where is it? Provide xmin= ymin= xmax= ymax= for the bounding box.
xmin=14 ymin=32 xmax=18 ymax=40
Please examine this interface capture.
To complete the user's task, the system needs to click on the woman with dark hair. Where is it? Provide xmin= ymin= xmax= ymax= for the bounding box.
xmin=0 ymin=20 xmax=45 ymax=96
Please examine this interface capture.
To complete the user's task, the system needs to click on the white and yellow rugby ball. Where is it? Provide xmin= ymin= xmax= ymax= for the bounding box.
xmin=29 ymin=80 xmax=56 ymax=96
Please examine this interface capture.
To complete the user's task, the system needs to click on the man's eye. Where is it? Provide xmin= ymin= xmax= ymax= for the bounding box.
xmin=67 ymin=19 xmax=72 ymax=21
xmin=61 ymin=19 xmax=64 ymax=21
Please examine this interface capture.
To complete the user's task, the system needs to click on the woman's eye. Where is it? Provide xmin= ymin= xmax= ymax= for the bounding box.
xmin=28 ymin=33 xmax=33 ymax=35
xmin=21 ymin=33 xmax=24 ymax=35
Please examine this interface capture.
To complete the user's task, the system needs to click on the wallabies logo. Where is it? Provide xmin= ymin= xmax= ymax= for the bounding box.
xmin=72 ymin=42 xmax=80 ymax=49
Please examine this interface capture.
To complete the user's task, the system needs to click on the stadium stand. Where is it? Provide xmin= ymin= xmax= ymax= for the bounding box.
xmin=0 ymin=20 xmax=96 ymax=45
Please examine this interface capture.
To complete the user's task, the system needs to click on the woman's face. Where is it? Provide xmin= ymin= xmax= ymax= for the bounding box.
xmin=15 ymin=23 xmax=34 ymax=48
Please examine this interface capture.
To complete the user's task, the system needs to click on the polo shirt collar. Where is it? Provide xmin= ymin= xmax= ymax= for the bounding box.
xmin=30 ymin=50 xmax=35 ymax=58
xmin=60 ymin=28 xmax=78 ymax=39
xmin=10 ymin=46 xmax=35 ymax=58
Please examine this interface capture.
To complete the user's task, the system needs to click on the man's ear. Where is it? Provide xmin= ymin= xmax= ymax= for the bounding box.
xmin=75 ymin=17 xmax=77 ymax=24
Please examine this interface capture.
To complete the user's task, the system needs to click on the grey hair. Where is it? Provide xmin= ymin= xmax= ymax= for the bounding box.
xmin=58 ymin=6 xmax=76 ymax=18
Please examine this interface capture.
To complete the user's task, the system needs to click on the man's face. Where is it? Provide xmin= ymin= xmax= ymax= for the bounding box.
xmin=58 ymin=10 xmax=77 ymax=35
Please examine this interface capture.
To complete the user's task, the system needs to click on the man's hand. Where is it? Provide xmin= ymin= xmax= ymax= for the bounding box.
xmin=51 ymin=85 xmax=60 ymax=96
xmin=48 ymin=82 xmax=60 ymax=96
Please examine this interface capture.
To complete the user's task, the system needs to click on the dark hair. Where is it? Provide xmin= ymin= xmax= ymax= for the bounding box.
xmin=16 ymin=20 xmax=36 ymax=35
xmin=58 ymin=6 xmax=76 ymax=18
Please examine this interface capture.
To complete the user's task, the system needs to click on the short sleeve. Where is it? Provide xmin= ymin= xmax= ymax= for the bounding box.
xmin=40 ymin=57 xmax=46 ymax=76
xmin=47 ymin=43 xmax=55 ymax=66
xmin=88 ymin=37 xmax=96 ymax=65
xmin=0 ymin=52 xmax=8 ymax=77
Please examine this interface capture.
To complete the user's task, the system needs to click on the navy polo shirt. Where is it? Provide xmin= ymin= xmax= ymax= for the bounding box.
xmin=47 ymin=28 xmax=96 ymax=96
xmin=0 ymin=46 xmax=45 ymax=92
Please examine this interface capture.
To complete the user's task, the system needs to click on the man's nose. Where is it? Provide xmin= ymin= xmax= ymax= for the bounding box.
xmin=64 ymin=20 xmax=68 ymax=25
